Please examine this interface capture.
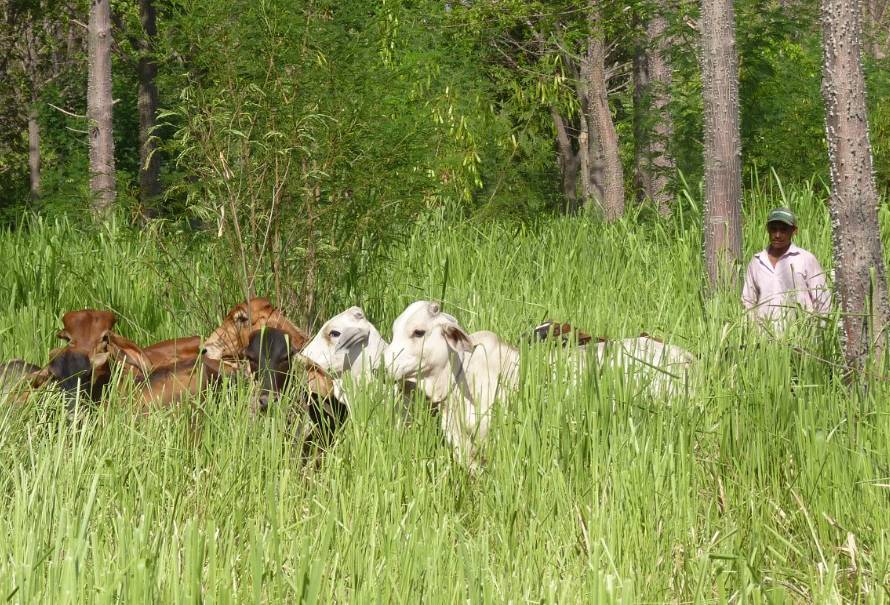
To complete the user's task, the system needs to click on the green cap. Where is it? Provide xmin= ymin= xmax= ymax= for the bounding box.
xmin=766 ymin=207 xmax=796 ymax=227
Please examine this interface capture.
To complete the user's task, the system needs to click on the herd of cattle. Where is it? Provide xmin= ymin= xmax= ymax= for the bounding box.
xmin=0 ymin=297 xmax=696 ymax=471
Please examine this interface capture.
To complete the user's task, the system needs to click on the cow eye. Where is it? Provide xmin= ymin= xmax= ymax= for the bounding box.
xmin=235 ymin=312 xmax=248 ymax=325
xmin=329 ymin=330 xmax=341 ymax=338
xmin=412 ymin=329 xmax=426 ymax=338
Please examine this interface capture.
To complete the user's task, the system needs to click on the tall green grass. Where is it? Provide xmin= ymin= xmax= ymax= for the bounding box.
xmin=1 ymin=183 xmax=889 ymax=602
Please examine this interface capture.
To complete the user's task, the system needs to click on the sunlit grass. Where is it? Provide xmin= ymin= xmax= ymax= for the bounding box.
xmin=0 ymin=182 xmax=888 ymax=602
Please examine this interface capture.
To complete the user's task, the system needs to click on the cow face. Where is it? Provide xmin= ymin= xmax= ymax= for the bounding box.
xmin=46 ymin=347 xmax=111 ymax=402
xmin=383 ymin=301 xmax=472 ymax=383
xmin=40 ymin=309 xmax=121 ymax=402
xmin=301 ymin=306 xmax=383 ymax=376
xmin=204 ymin=298 xmax=309 ymax=362
xmin=244 ymin=327 xmax=297 ymax=414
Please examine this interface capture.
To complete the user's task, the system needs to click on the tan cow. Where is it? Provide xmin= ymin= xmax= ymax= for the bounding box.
xmin=203 ymin=298 xmax=309 ymax=362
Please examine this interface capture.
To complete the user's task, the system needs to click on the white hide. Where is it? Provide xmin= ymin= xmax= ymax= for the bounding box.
xmin=301 ymin=306 xmax=387 ymax=403
xmin=384 ymin=301 xmax=519 ymax=472
xmin=561 ymin=336 xmax=695 ymax=397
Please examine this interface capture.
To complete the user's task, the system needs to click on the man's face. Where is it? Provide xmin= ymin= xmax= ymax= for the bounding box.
xmin=767 ymin=221 xmax=796 ymax=249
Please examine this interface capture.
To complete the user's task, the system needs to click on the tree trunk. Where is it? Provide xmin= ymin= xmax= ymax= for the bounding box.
xmin=822 ymin=0 xmax=890 ymax=369
xmin=633 ymin=37 xmax=652 ymax=204
xmin=634 ymin=10 xmax=675 ymax=215
xmin=582 ymin=12 xmax=624 ymax=222
xmin=862 ymin=0 xmax=888 ymax=59
xmin=551 ymin=109 xmax=582 ymax=213
xmin=88 ymin=0 xmax=116 ymax=215
xmin=137 ymin=0 xmax=161 ymax=214
xmin=700 ymin=0 xmax=742 ymax=291
xmin=27 ymin=98 xmax=41 ymax=200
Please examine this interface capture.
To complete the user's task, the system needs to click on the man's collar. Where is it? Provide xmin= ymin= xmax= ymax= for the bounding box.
xmin=755 ymin=243 xmax=801 ymax=260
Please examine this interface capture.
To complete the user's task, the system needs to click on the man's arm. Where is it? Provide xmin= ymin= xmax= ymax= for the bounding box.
xmin=742 ymin=260 xmax=759 ymax=310
xmin=806 ymin=256 xmax=831 ymax=315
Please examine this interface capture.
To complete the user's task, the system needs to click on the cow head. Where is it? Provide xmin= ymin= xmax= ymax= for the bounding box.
xmin=244 ymin=327 xmax=298 ymax=414
xmin=301 ymin=306 xmax=386 ymax=379
xmin=28 ymin=309 xmax=151 ymax=402
xmin=383 ymin=301 xmax=472 ymax=385
xmin=244 ymin=326 xmax=339 ymax=421
xmin=204 ymin=298 xmax=309 ymax=362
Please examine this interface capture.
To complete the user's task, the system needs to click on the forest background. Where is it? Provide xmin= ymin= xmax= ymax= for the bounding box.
xmin=2 ymin=0 xmax=888 ymax=328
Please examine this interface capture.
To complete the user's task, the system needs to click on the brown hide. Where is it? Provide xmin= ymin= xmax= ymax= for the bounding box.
xmin=204 ymin=298 xmax=309 ymax=361
xmin=58 ymin=309 xmax=117 ymax=356
xmin=136 ymin=355 xmax=221 ymax=410
xmin=112 ymin=335 xmax=204 ymax=378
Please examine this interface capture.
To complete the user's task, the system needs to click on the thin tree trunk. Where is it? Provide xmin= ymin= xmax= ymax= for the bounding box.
xmin=88 ymin=0 xmax=116 ymax=215
xmin=863 ymin=0 xmax=888 ymax=59
xmin=137 ymin=0 xmax=161 ymax=214
xmin=634 ymin=10 xmax=675 ymax=215
xmin=583 ymin=14 xmax=624 ymax=221
xmin=633 ymin=34 xmax=652 ymax=204
xmin=551 ymin=108 xmax=582 ymax=213
xmin=27 ymin=97 xmax=41 ymax=200
xmin=822 ymin=0 xmax=890 ymax=369
xmin=700 ymin=0 xmax=742 ymax=291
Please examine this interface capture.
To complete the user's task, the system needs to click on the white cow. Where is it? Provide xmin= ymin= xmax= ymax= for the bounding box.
xmin=532 ymin=320 xmax=695 ymax=397
xmin=301 ymin=306 xmax=387 ymax=403
xmin=384 ymin=301 xmax=519 ymax=472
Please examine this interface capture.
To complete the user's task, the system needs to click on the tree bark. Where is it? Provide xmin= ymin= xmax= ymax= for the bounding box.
xmin=88 ymin=0 xmax=116 ymax=215
xmin=700 ymin=0 xmax=742 ymax=291
xmin=137 ymin=0 xmax=161 ymax=213
xmin=633 ymin=9 xmax=675 ymax=215
xmin=582 ymin=10 xmax=624 ymax=222
xmin=862 ymin=0 xmax=888 ymax=59
xmin=27 ymin=98 xmax=41 ymax=200
xmin=551 ymin=108 xmax=582 ymax=213
xmin=822 ymin=0 xmax=890 ymax=369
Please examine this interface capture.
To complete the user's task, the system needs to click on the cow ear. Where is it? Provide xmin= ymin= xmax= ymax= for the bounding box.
xmin=428 ymin=301 xmax=440 ymax=316
xmin=91 ymin=351 xmax=110 ymax=369
xmin=334 ymin=326 xmax=369 ymax=353
xmin=442 ymin=325 xmax=472 ymax=353
xmin=348 ymin=306 xmax=365 ymax=320
xmin=202 ymin=355 xmax=221 ymax=376
xmin=107 ymin=333 xmax=151 ymax=375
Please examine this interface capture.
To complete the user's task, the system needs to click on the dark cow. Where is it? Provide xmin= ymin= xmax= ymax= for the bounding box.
xmin=244 ymin=327 xmax=346 ymax=444
xmin=1 ymin=359 xmax=41 ymax=400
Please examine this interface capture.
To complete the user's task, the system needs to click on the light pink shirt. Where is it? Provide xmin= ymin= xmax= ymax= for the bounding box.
xmin=742 ymin=244 xmax=830 ymax=323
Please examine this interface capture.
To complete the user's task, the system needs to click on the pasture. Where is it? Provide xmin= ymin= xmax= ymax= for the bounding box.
xmin=1 ymin=184 xmax=889 ymax=603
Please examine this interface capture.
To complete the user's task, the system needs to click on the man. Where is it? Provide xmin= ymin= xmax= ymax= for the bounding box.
xmin=742 ymin=207 xmax=830 ymax=328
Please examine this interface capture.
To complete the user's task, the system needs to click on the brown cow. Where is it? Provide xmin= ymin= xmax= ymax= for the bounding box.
xmin=28 ymin=309 xmax=123 ymax=401
xmin=34 ymin=309 xmax=203 ymax=402
xmin=112 ymin=335 xmax=204 ymax=378
xmin=134 ymin=354 xmax=222 ymax=411
xmin=204 ymin=298 xmax=309 ymax=362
